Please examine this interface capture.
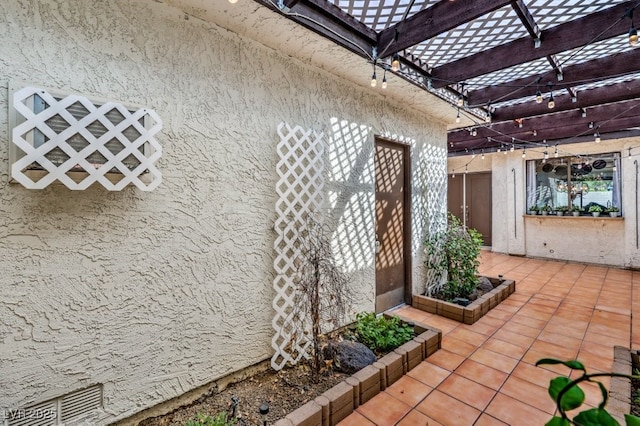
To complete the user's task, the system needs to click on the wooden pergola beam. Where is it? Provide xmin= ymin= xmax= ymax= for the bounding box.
xmin=377 ymin=0 xmax=511 ymax=57
xmin=431 ymin=2 xmax=635 ymax=88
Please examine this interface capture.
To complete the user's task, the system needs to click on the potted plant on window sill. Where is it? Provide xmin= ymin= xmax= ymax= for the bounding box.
xmin=588 ymin=205 xmax=603 ymax=217
xmin=554 ymin=206 xmax=568 ymax=216
xmin=606 ymin=205 xmax=620 ymax=217
xmin=570 ymin=205 xmax=582 ymax=217
xmin=528 ymin=205 xmax=539 ymax=215
xmin=540 ymin=205 xmax=552 ymax=216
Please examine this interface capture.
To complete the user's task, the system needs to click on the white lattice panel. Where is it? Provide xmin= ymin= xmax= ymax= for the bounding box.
xmin=11 ymin=86 xmax=162 ymax=191
xmin=271 ymin=122 xmax=325 ymax=371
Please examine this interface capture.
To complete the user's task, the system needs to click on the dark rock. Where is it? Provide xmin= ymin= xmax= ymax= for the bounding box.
xmin=452 ymin=297 xmax=470 ymax=306
xmin=322 ymin=340 xmax=376 ymax=374
xmin=468 ymin=290 xmax=479 ymax=301
xmin=477 ymin=276 xmax=494 ymax=293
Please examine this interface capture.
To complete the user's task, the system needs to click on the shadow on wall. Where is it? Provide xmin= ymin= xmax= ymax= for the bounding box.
xmin=324 ymin=118 xmax=447 ymax=295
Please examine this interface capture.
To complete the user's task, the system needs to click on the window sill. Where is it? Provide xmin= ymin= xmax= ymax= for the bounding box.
xmin=524 ymin=214 xmax=623 ymax=220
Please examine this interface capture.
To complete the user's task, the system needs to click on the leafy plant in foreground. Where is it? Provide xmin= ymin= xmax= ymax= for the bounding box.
xmin=536 ymin=358 xmax=640 ymax=426
xmin=425 ymin=213 xmax=483 ymax=299
xmin=185 ymin=412 xmax=236 ymax=426
xmin=354 ymin=312 xmax=414 ymax=352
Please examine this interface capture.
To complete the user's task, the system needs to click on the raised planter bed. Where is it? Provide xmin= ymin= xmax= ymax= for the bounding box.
xmin=609 ymin=345 xmax=634 ymax=424
xmin=412 ymin=276 xmax=516 ymax=324
xmin=273 ymin=325 xmax=442 ymax=426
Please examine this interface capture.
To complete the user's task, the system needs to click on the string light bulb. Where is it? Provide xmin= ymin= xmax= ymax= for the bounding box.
xmin=229 ymin=0 xmax=238 ymax=4
xmin=630 ymin=10 xmax=638 ymax=46
xmin=547 ymin=91 xmax=555 ymax=109
xmin=371 ymin=71 xmax=377 ymax=88
xmin=382 ymin=70 xmax=387 ymax=89
xmin=522 ymin=149 xmax=526 ymax=158
xmin=595 ymin=131 xmax=601 ymax=143
xmin=457 ymin=83 xmax=465 ymax=107
xmin=391 ymin=53 xmax=400 ymax=72
xmin=481 ymin=149 xmax=485 ymax=160
xmin=535 ymin=89 xmax=543 ymax=104
xmin=456 ymin=108 xmax=461 ymax=123
xmin=629 ymin=147 xmax=633 ymax=159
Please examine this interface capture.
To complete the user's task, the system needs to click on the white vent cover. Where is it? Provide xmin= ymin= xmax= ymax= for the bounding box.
xmin=4 ymin=385 xmax=102 ymax=426
xmin=10 ymin=86 xmax=162 ymax=191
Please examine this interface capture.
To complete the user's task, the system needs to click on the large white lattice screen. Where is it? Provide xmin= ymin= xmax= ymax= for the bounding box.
xmin=11 ymin=86 xmax=162 ymax=191
xmin=271 ymin=122 xmax=325 ymax=370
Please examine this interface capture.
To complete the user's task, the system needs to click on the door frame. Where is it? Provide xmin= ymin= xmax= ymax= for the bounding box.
xmin=374 ymin=136 xmax=412 ymax=310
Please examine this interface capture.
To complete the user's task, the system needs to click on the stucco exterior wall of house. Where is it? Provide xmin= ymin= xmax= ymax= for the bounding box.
xmin=0 ymin=1 xmax=446 ymax=423
xmin=448 ymin=137 xmax=640 ymax=268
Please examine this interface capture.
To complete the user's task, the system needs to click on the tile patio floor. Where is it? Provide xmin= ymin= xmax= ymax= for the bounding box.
xmin=338 ymin=251 xmax=640 ymax=425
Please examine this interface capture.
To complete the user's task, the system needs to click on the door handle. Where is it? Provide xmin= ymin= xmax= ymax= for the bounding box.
xmin=375 ymin=239 xmax=381 ymax=254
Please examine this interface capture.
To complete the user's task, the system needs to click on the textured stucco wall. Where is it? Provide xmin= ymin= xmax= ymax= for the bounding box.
xmin=448 ymin=137 xmax=640 ymax=267
xmin=0 ymin=1 xmax=446 ymax=423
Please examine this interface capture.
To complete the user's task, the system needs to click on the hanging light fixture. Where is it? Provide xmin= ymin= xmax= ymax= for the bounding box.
xmin=382 ymin=69 xmax=388 ymax=90
xmin=371 ymin=70 xmax=377 ymax=87
xmin=594 ymin=131 xmax=601 ymax=143
xmin=630 ymin=10 xmax=638 ymax=46
xmin=391 ymin=53 xmax=400 ymax=72
xmin=535 ymin=89 xmax=543 ymax=104
xmin=522 ymin=148 xmax=526 ymax=158
xmin=457 ymin=83 xmax=465 ymax=107
xmin=629 ymin=147 xmax=633 ymax=159
xmin=554 ymin=144 xmax=559 ymax=157
xmin=456 ymin=108 xmax=461 ymax=123
xmin=547 ymin=91 xmax=555 ymax=109
xmin=481 ymin=149 xmax=485 ymax=160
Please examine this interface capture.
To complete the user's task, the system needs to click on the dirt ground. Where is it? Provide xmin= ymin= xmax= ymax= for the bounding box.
xmin=138 ymin=362 xmax=347 ymax=426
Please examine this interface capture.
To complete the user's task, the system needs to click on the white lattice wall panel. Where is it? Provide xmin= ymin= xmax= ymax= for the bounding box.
xmin=11 ymin=86 xmax=162 ymax=191
xmin=271 ymin=122 xmax=325 ymax=371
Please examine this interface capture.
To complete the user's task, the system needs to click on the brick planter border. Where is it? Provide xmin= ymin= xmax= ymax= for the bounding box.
xmin=412 ymin=276 xmax=516 ymax=324
xmin=609 ymin=345 xmax=634 ymax=424
xmin=275 ymin=326 xmax=442 ymax=426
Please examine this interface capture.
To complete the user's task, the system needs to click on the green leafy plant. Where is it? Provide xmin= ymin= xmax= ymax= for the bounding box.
xmin=540 ymin=204 xmax=553 ymax=213
xmin=589 ymin=205 xmax=604 ymax=213
xmin=571 ymin=205 xmax=582 ymax=212
xmin=536 ymin=358 xmax=640 ymax=426
xmin=425 ymin=214 xmax=483 ymax=300
xmin=185 ymin=412 xmax=236 ymax=426
xmin=353 ymin=312 xmax=415 ymax=353
xmin=529 ymin=205 xmax=540 ymax=213
xmin=555 ymin=206 xmax=568 ymax=212
xmin=606 ymin=202 xmax=620 ymax=213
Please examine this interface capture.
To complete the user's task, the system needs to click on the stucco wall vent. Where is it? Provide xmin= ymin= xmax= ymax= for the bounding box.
xmin=5 ymin=385 xmax=103 ymax=426
xmin=59 ymin=385 xmax=103 ymax=423
xmin=9 ymin=83 xmax=163 ymax=191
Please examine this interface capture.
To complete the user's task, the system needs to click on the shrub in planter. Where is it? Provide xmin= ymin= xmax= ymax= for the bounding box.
xmin=424 ymin=214 xmax=483 ymax=300
xmin=353 ymin=312 xmax=415 ymax=353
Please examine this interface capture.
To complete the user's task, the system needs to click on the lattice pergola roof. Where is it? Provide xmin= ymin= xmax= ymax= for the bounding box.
xmin=252 ymin=0 xmax=640 ymax=155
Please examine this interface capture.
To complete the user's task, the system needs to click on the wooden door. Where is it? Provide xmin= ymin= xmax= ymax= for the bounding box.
xmin=467 ymin=172 xmax=492 ymax=247
xmin=447 ymin=174 xmax=464 ymax=223
xmin=374 ymin=140 xmax=410 ymax=313
xmin=447 ymin=172 xmax=492 ymax=247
